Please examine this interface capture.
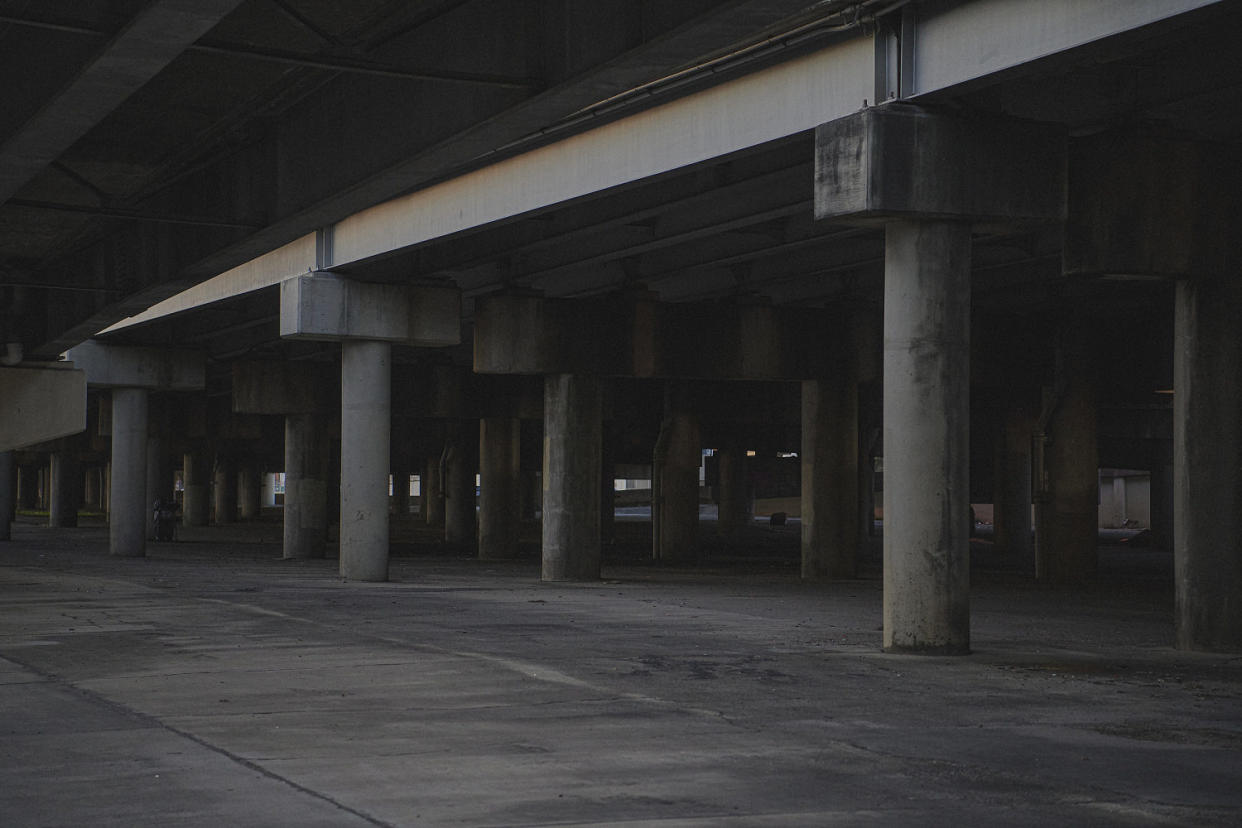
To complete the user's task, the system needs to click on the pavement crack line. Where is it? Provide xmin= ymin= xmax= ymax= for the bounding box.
xmin=0 ymin=651 xmax=395 ymax=828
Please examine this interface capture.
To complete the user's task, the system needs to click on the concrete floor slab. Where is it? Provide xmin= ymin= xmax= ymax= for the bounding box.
xmin=1 ymin=522 xmax=1240 ymax=826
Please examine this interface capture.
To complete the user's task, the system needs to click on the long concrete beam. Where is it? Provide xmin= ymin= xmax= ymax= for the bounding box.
xmin=105 ymin=0 xmax=1223 ymax=331
xmin=0 ymin=0 xmax=245 ymax=205
xmin=909 ymin=0 xmax=1221 ymax=98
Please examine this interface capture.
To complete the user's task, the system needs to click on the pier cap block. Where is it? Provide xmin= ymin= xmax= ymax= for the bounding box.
xmin=815 ymin=105 xmax=1066 ymax=228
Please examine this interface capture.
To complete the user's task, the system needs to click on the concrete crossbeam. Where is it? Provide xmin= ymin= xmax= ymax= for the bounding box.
xmin=1064 ymin=133 xmax=1241 ymax=279
xmin=814 ymin=105 xmax=1066 ymax=227
xmin=279 ymin=272 xmax=460 ymax=346
xmin=64 ymin=341 xmax=204 ymax=391
xmin=474 ymin=294 xmax=838 ymax=380
xmin=232 ymin=361 xmax=333 ymax=415
xmin=0 ymin=363 xmax=87 ymax=451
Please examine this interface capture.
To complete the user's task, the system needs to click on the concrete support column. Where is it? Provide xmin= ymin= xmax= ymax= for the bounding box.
xmin=479 ymin=417 xmax=521 ymax=559
xmin=992 ymin=407 xmax=1034 ymax=565
xmin=339 ymin=340 xmax=391 ymax=581
xmin=542 ymin=374 xmax=602 ymax=581
xmin=600 ymin=427 xmax=616 ymax=547
xmin=102 ymin=463 xmax=111 ymax=517
xmin=49 ymin=452 xmax=81 ymax=528
xmin=1034 ymin=329 xmax=1098 ymax=584
xmin=882 ymin=219 xmax=972 ymax=655
xmin=284 ymin=413 xmax=329 ymax=559
xmin=1175 ymin=274 xmax=1242 ymax=651
xmin=1150 ymin=457 xmax=1173 ymax=552
xmin=444 ymin=421 xmax=478 ymax=549
xmin=109 ymin=388 xmax=149 ymax=557
xmin=801 ymin=376 xmax=859 ymax=579
xmin=83 ymin=465 xmax=101 ymax=510
xmin=390 ymin=470 xmax=412 ymax=515
xmin=145 ymin=437 xmax=172 ymax=539
xmin=422 ymin=454 xmax=444 ymax=528
xmin=238 ymin=462 xmax=262 ymax=520
xmin=653 ymin=385 xmax=700 ymax=565
xmin=182 ymin=452 xmax=210 ymax=526
xmin=17 ymin=463 xmax=37 ymax=510
xmin=0 ymin=451 xmax=14 ymax=541
xmin=716 ymin=443 xmax=751 ymax=538
xmin=38 ymin=462 xmax=50 ymax=511
xmin=212 ymin=454 xmax=237 ymax=525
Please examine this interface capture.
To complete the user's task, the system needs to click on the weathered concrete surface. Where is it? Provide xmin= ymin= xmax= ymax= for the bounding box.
xmin=1175 ymin=273 xmax=1242 ymax=652
xmin=339 ymin=340 xmax=391 ymax=582
xmin=542 ymin=374 xmax=602 ymax=582
xmin=2 ymin=522 xmax=1240 ymax=827
xmin=882 ymin=220 xmax=972 ymax=654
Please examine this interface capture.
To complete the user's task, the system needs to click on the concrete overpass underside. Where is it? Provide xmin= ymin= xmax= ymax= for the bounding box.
xmin=2 ymin=2 xmax=1241 ymax=651
xmin=3 ymin=0 xmax=1242 ymax=821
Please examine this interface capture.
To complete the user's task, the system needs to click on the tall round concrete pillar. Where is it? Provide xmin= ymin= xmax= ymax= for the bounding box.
xmin=993 ymin=407 xmax=1034 ymax=566
xmin=542 ymin=374 xmax=602 ymax=581
xmin=479 ymin=417 xmax=521 ymax=559
xmin=653 ymin=386 xmax=700 ymax=565
xmin=444 ymin=421 xmax=478 ymax=549
xmin=882 ymin=220 xmax=971 ymax=655
xmin=212 ymin=454 xmax=237 ymax=525
xmin=0 ymin=450 xmax=14 ymax=541
xmin=801 ymin=377 xmax=859 ymax=579
xmin=110 ymin=387 xmax=149 ymax=557
xmin=339 ymin=340 xmax=391 ymax=581
xmin=284 ymin=413 xmax=328 ymax=559
xmin=1034 ymin=329 xmax=1098 ymax=584
xmin=182 ymin=451 xmax=210 ymax=526
xmin=1175 ymin=274 xmax=1242 ymax=651
xmin=49 ymin=452 xmax=81 ymax=528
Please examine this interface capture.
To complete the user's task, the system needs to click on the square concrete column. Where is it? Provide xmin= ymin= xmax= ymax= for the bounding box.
xmin=543 ymin=374 xmax=602 ymax=581
xmin=109 ymin=387 xmax=149 ymax=557
xmin=479 ymin=417 xmax=521 ymax=559
xmin=0 ymin=450 xmax=14 ymax=541
xmin=339 ymin=340 xmax=392 ymax=581
xmin=882 ymin=220 xmax=972 ymax=655
xmin=1175 ymin=274 xmax=1242 ymax=651
xmin=284 ymin=413 xmax=329 ymax=559
xmin=801 ymin=376 xmax=859 ymax=579
xmin=49 ymin=451 xmax=81 ymax=528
